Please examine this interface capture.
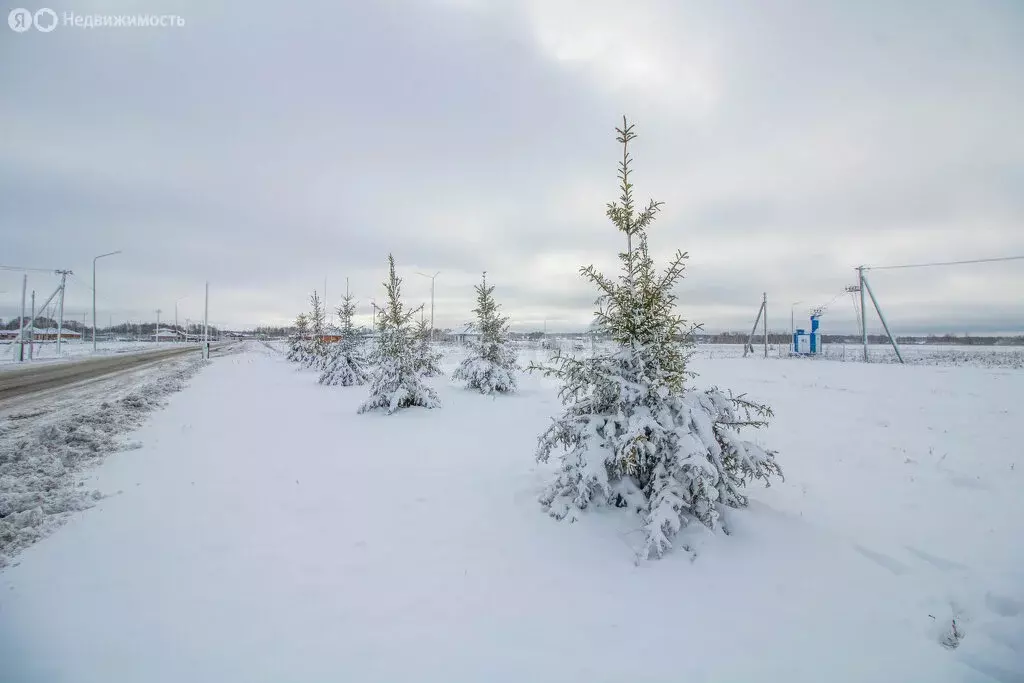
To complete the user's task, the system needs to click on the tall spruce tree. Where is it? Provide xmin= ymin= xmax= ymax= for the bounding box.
xmin=530 ymin=118 xmax=782 ymax=559
xmin=306 ymin=291 xmax=328 ymax=370
xmin=320 ymin=284 xmax=369 ymax=386
xmin=287 ymin=313 xmax=310 ymax=364
xmin=359 ymin=255 xmax=440 ymax=414
xmin=412 ymin=315 xmax=443 ymax=377
xmin=452 ymin=272 xmax=519 ymax=394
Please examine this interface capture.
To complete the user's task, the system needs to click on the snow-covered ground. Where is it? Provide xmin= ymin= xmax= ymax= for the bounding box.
xmin=0 ymin=340 xmax=185 ymax=368
xmin=692 ymin=341 xmax=1024 ymax=368
xmin=0 ymin=355 xmax=209 ymax=566
xmin=1 ymin=341 xmax=1021 ymax=682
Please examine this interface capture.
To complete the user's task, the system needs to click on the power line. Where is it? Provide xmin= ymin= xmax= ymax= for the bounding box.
xmin=0 ymin=264 xmax=59 ymax=273
xmin=810 ymin=289 xmax=848 ymax=317
xmin=68 ymin=272 xmax=94 ymax=292
xmin=865 ymin=255 xmax=1024 ymax=271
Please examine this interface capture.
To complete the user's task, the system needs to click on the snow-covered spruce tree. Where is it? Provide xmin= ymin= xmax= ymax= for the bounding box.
xmin=530 ymin=118 xmax=782 ymax=559
xmin=306 ymin=290 xmax=328 ymax=371
xmin=320 ymin=287 xmax=369 ymax=386
xmin=358 ymin=255 xmax=440 ymax=415
xmin=412 ymin=316 xmax=443 ymax=377
xmin=287 ymin=313 xmax=311 ymax=364
xmin=452 ymin=272 xmax=519 ymax=394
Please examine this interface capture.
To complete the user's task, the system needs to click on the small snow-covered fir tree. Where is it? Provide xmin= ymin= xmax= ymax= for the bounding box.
xmin=530 ymin=118 xmax=782 ymax=559
xmin=320 ymin=284 xmax=369 ymax=386
xmin=412 ymin=315 xmax=443 ymax=377
xmin=452 ymin=272 xmax=519 ymax=394
xmin=306 ymin=291 xmax=328 ymax=371
xmin=287 ymin=313 xmax=311 ymax=364
xmin=359 ymin=255 xmax=440 ymax=415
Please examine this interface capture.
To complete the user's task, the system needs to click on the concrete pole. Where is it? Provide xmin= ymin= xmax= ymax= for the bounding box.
xmin=743 ymin=300 xmax=764 ymax=357
xmin=18 ymin=274 xmax=26 ymax=361
xmin=156 ymin=309 xmax=161 ymax=342
xmin=416 ymin=271 xmax=440 ymax=341
xmin=763 ymin=292 xmax=768 ymax=358
xmin=92 ymin=250 xmax=121 ymax=352
xmin=203 ymin=281 xmax=209 ymax=359
xmin=28 ymin=290 xmax=35 ymax=360
xmin=858 ymin=267 xmax=868 ymax=362
xmin=861 ymin=272 xmax=904 ymax=364
xmin=56 ymin=271 xmax=68 ymax=357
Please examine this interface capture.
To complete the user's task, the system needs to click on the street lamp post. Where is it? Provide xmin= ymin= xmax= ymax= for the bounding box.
xmin=415 ymin=271 xmax=440 ymax=342
xmin=175 ymin=296 xmax=188 ymax=343
xmin=92 ymin=250 xmax=122 ymax=352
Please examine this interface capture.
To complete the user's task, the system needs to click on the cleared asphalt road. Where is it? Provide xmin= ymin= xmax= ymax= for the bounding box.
xmin=0 ymin=344 xmax=231 ymax=404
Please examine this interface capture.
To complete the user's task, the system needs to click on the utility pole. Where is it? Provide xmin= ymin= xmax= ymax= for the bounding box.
xmin=174 ymin=296 xmax=187 ymax=343
xmin=743 ymin=294 xmax=767 ymax=357
xmin=28 ymin=290 xmax=35 ymax=360
xmin=18 ymin=275 xmax=65 ymax=361
xmin=203 ymin=281 xmax=209 ymax=359
xmin=859 ymin=270 xmax=904 ymax=364
xmin=858 ymin=266 xmax=868 ymax=362
xmin=156 ymin=309 xmax=162 ymax=342
xmin=92 ymin=250 xmax=121 ymax=352
xmin=17 ymin=274 xmax=26 ymax=362
xmin=763 ymin=292 xmax=768 ymax=358
xmin=55 ymin=269 xmax=70 ymax=357
xmin=416 ymin=271 xmax=440 ymax=342
xmin=371 ymin=301 xmax=382 ymax=331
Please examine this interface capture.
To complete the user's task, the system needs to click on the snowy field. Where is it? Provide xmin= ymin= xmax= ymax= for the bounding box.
xmin=697 ymin=342 xmax=1024 ymax=369
xmin=1 ymin=341 xmax=1022 ymax=682
xmin=0 ymin=340 xmax=185 ymax=368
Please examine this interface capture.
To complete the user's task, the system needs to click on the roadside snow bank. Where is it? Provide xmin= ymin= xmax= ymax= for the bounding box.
xmin=0 ymin=356 xmax=206 ymax=568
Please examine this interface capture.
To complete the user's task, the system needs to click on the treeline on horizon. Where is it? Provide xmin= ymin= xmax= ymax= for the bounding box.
xmin=244 ymin=324 xmax=1024 ymax=347
xmin=1 ymin=317 xmax=221 ymax=337
xmin=5 ymin=317 xmax=1020 ymax=346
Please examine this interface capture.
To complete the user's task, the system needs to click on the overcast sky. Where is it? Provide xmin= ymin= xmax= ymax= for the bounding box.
xmin=2 ymin=0 xmax=1022 ymax=334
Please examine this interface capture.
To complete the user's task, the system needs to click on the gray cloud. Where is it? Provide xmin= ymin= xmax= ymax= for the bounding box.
xmin=1 ymin=0 xmax=1022 ymax=335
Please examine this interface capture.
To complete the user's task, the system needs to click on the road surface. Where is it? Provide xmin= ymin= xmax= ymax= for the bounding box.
xmin=0 ymin=344 xmax=232 ymax=405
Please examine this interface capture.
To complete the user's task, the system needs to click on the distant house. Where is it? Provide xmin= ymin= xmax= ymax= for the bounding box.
xmin=288 ymin=327 xmax=346 ymax=343
xmin=4 ymin=326 xmax=82 ymax=341
xmin=319 ymin=326 xmax=345 ymax=343
xmin=452 ymin=331 xmax=481 ymax=345
xmin=150 ymin=329 xmax=182 ymax=341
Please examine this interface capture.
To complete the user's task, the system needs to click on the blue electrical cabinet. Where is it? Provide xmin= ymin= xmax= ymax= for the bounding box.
xmin=793 ymin=316 xmax=821 ymax=355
